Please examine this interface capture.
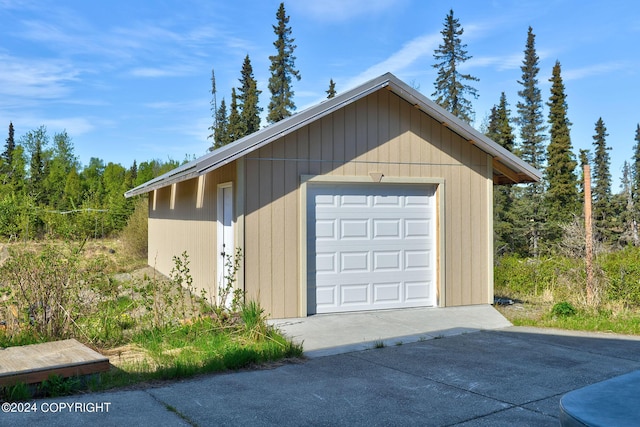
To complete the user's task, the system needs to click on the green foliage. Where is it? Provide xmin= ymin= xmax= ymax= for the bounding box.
xmin=545 ymin=61 xmax=579 ymax=229
xmin=238 ymin=54 xmax=262 ymax=136
xmin=592 ymin=117 xmax=615 ymax=242
xmin=551 ymin=301 xmax=577 ymax=317
xmin=267 ymin=2 xmax=301 ymax=123
xmin=494 ymin=254 xmax=581 ymax=298
xmin=326 ymin=78 xmax=336 ymax=99
xmin=0 ymin=243 xmax=89 ymax=340
xmin=121 ymin=197 xmax=149 ymax=258
xmin=516 ymin=26 xmax=547 ymax=171
xmin=599 ymin=246 xmax=640 ymax=305
xmin=431 ymin=9 xmax=479 ymax=124
xmin=1 ymin=382 xmax=31 ymax=402
xmin=39 ymin=374 xmax=81 ymax=398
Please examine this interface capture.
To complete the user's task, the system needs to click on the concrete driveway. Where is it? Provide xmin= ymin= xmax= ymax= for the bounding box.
xmin=5 ymin=306 xmax=640 ymax=426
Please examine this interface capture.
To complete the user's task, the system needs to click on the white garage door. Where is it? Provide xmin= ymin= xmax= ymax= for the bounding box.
xmin=307 ymin=183 xmax=437 ymax=314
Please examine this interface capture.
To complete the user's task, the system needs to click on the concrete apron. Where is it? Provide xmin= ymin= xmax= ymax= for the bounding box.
xmin=269 ymin=304 xmax=511 ymax=358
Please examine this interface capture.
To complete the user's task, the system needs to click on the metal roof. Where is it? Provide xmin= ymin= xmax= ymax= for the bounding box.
xmin=125 ymin=72 xmax=540 ymax=198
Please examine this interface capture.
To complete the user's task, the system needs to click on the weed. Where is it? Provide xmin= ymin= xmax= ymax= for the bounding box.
xmin=373 ymin=340 xmax=385 ymax=349
xmin=551 ymin=301 xmax=577 ymax=317
xmin=1 ymin=382 xmax=31 ymax=401
xmin=39 ymin=374 xmax=81 ymax=398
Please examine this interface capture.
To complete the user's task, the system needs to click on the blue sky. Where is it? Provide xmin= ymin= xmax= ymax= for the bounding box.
xmin=1 ymin=0 xmax=638 ymax=188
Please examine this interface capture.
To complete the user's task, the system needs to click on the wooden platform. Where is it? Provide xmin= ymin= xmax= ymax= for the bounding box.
xmin=0 ymin=339 xmax=110 ymax=386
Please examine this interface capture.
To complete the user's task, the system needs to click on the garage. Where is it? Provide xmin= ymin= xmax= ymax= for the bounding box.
xmin=307 ymin=183 xmax=437 ymax=314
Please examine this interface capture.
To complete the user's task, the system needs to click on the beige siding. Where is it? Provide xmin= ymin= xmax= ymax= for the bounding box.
xmin=148 ymin=163 xmax=236 ymax=302
xmin=148 ymin=90 xmax=493 ymax=318
xmin=242 ymin=91 xmax=493 ymax=317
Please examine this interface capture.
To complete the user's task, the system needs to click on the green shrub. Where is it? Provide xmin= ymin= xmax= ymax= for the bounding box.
xmin=494 ymin=254 xmax=580 ymax=298
xmin=599 ymin=246 xmax=640 ymax=306
xmin=120 ymin=197 xmax=148 ymax=259
xmin=551 ymin=301 xmax=577 ymax=317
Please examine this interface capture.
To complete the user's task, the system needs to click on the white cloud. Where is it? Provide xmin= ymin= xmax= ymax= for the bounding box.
xmin=0 ymin=54 xmax=79 ymax=101
xmin=344 ymin=32 xmax=441 ymax=88
xmin=563 ymin=62 xmax=628 ymax=81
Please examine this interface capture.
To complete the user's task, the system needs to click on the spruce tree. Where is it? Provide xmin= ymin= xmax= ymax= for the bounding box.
xmin=326 ymin=79 xmax=336 ymax=99
xmin=238 ymin=55 xmax=262 ymax=135
xmin=631 ymin=124 xmax=640 ymax=245
xmin=544 ymin=61 xmax=579 ymax=226
xmin=1 ymin=122 xmax=15 ymax=186
xmin=267 ymin=2 xmax=301 ymax=123
xmin=227 ymin=88 xmax=243 ymax=142
xmin=211 ymin=98 xmax=230 ymax=151
xmin=632 ymin=124 xmax=640 ymax=212
xmin=619 ymin=160 xmax=638 ymax=245
xmin=2 ymin=122 xmax=15 ymax=167
xmin=515 ymin=26 xmax=547 ymax=256
xmin=517 ymin=27 xmax=547 ymax=171
xmin=591 ymin=117 xmax=613 ymax=242
xmin=431 ymin=9 xmax=479 ymax=124
xmin=486 ymin=92 xmax=514 ymax=151
xmin=208 ymin=68 xmax=218 ymax=144
xmin=485 ymin=93 xmax=517 ymax=254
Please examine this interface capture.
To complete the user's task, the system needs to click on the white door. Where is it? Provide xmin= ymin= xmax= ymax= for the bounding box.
xmin=307 ymin=183 xmax=436 ymax=314
xmin=217 ymin=183 xmax=234 ymax=299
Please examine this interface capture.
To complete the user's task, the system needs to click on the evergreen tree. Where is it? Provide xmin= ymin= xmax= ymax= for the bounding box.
xmin=628 ymin=123 xmax=640 ymax=245
xmin=21 ymin=126 xmax=50 ymax=206
xmin=1 ymin=122 xmax=15 ymax=188
xmin=515 ymin=26 xmax=547 ymax=256
xmin=227 ymin=88 xmax=243 ymax=142
xmin=44 ymin=131 xmax=79 ymax=210
xmin=431 ymin=9 xmax=479 ymax=124
xmin=544 ymin=61 xmax=579 ymax=227
xmin=1 ymin=122 xmax=15 ymax=169
xmin=619 ymin=160 xmax=638 ymax=245
xmin=486 ymin=92 xmax=514 ymax=151
xmin=208 ymin=68 xmax=218 ymax=144
xmin=238 ymin=55 xmax=262 ymax=136
xmin=517 ymin=27 xmax=547 ymax=171
xmin=632 ymin=124 xmax=640 ymax=219
xmin=591 ymin=117 xmax=614 ymax=242
xmin=485 ymin=93 xmax=518 ymax=254
xmin=267 ymin=2 xmax=301 ymax=123
xmin=326 ymin=79 xmax=336 ymax=99
xmin=211 ymin=98 xmax=230 ymax=151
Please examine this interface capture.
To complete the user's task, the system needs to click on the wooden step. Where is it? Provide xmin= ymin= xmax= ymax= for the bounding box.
xmin=0 ymin=339 xmax=110 ymax=386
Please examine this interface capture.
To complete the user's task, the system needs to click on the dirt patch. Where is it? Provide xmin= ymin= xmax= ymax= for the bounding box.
xmin=101 ymin=344 xmax=152 ymax=369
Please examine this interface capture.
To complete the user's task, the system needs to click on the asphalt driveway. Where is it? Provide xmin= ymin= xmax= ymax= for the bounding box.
xmin=5 ymin=322 xmax=640 ymax=426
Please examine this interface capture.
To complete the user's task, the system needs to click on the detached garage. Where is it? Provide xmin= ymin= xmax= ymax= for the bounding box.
xmin=125 ymin=72 xmax=540 ymax=319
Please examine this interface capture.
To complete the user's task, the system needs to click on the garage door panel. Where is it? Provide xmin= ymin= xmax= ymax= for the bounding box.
xmin=341 ymin=284 xmax=370 ymax=305
xmin=405 ymin=250 xmax=431 ymax=270
xmin=373 ymin=219 xmax=401 ymax=239
xmin=309 ymin=183 xmax=436 ymax=314
xmin=373 ymin=251 xmax=401 ymax=271
xmin=316 ymin=286 xmax=336 ymax=306
xmin=316 ymin=219 xmax=336 ymax=239
xmin=341 ymin=252 xmax=369 ymax=272
xmin=405 ymin=219 xmax=431 ymax=238
xmin=374 ymin=282 xmax=401 ymax=303
xmin=341 ymin=219 xmax=369 ymax=239
xmin=373 ymin=194 xmax=401 ymax=207
xmin=406 ymin=281 xmax=432 ymax=301
xmin=316 ymin=253 xmax=337 ymax=273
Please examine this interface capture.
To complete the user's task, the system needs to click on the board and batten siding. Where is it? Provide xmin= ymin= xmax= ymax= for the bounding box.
xmin=243 ymin=89 xmax=493 ymax=318
xmin=148 ymin=163 xmax=237 ymax=302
